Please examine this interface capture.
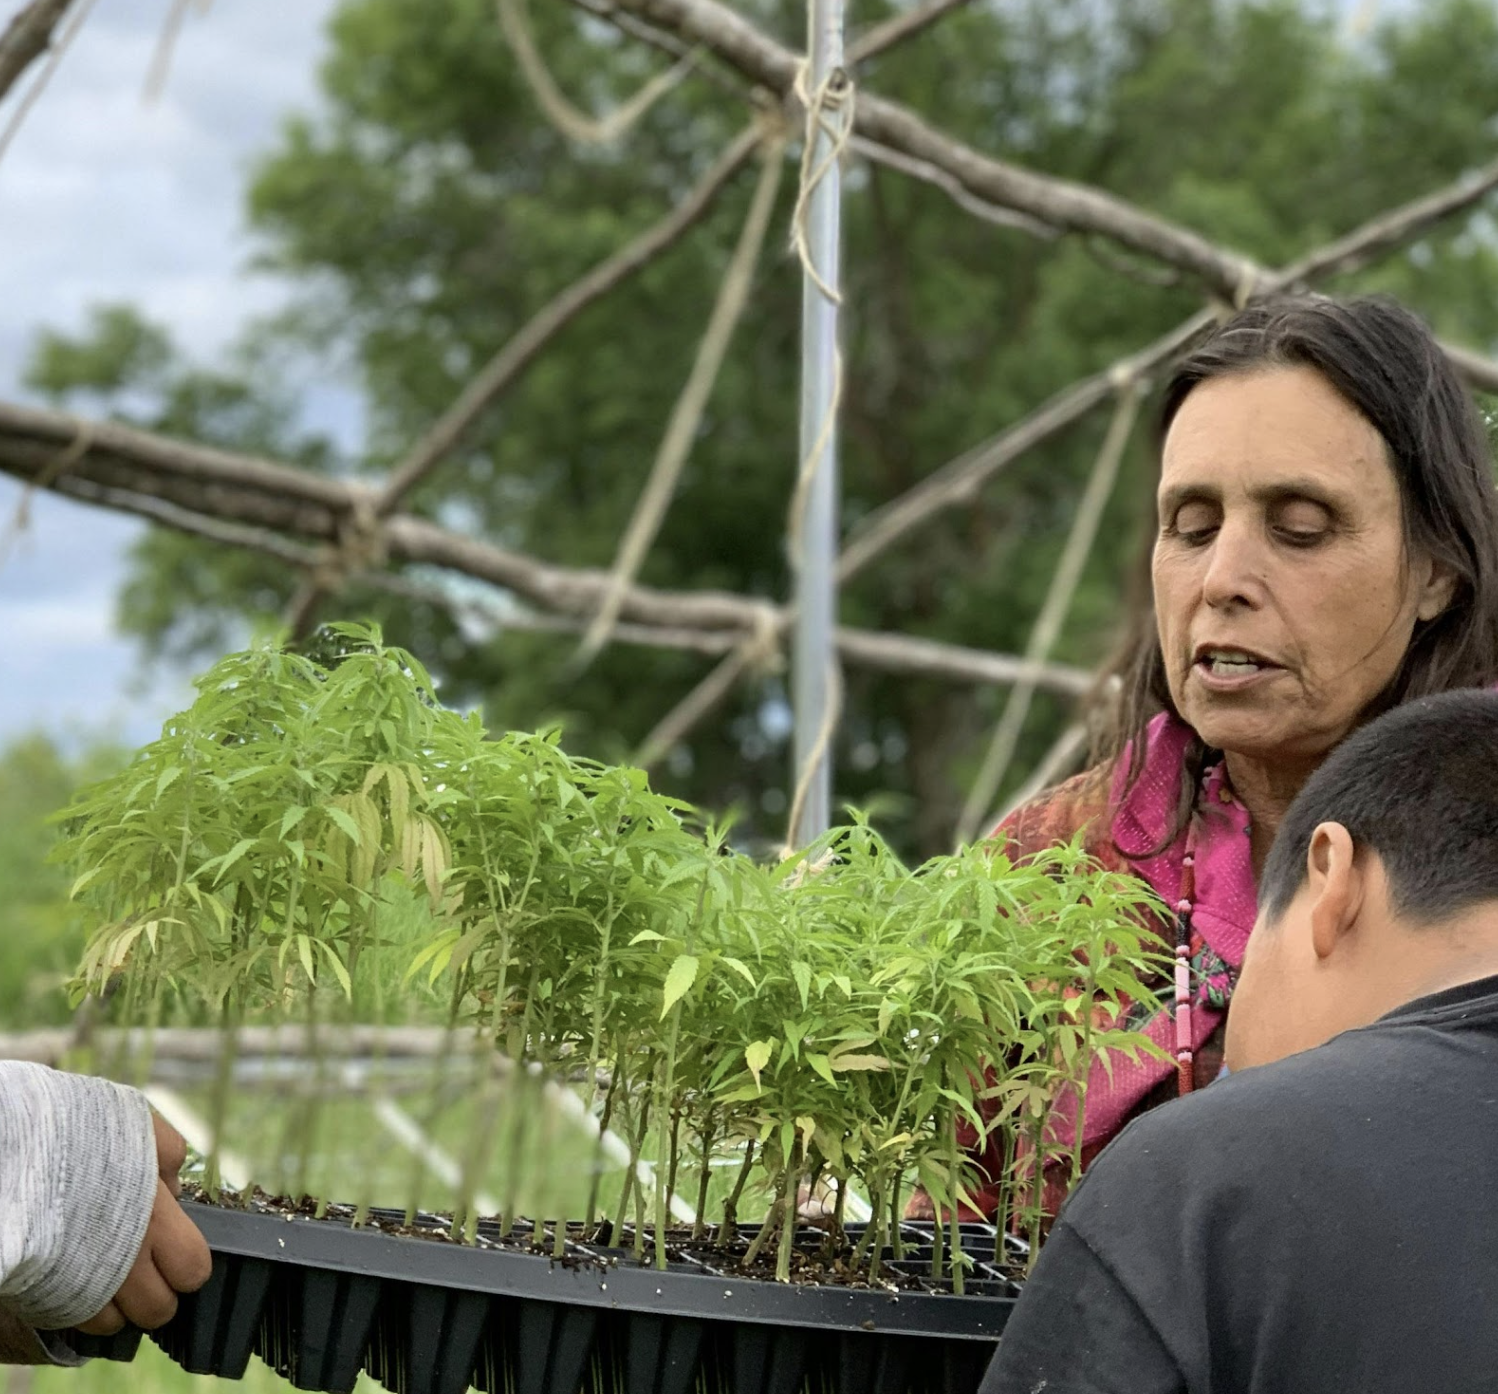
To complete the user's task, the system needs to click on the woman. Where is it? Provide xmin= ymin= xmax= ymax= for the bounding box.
xmin=945 ymin=293 xmax=1498 ymax=1222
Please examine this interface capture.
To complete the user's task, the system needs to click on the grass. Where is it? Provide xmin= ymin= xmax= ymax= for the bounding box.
xmin=0 ymin=1342 xmax=385 ymax=1393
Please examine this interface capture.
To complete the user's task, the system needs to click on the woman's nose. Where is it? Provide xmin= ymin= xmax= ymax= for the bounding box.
xmin=1200 ymin=518 xmax=1265 ymax=610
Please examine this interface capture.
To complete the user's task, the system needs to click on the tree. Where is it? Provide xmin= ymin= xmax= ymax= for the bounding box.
xmin=29 ymin=0 xmax=1498 ymax=855
xmin=0 ymin=732 xmax=123 ymax=1025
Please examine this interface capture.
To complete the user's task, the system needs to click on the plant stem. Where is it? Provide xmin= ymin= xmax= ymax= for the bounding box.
xmin=930 ymin=1184 xmax=945 ymax=1284
xmin=858 ymin=1180 xmax=885 ymax=1284
xmin=652 ymin=1033 xmax=682 ymax=1270
xmin=204 ymin=1000 xmax=238 ymax=1204
xmin=692 ymin=1109 xmax=715 ymax=1242
xmin=609 ymin=1084 xmax=649 ymax=1251
xmin=666 ymin=1105 xmax=683 ymax=1217
xmin=633 ymin=1139 xmax=648 ymax=1261
xmin=718 ymin=1137 xmax=755 ymax=1249
xmin=741 ymin=1195 xmax=781 ymax=1268
xmin=652 ymin=1057 xmax=671 ymax=1270
xmin=290 ymin=994 xmax=321 ymax=1207
xmin=948 ymin=1108 xmax=966 ymax=1296
xmin=585 ymin=1062 xmax=621 ymax=1235
xmin=993 ymin=1123 xmax=1016 ymax=1266
xmin=853 ymin=1178 xmax=880 ymax=1269
xmin=453 ymin=1065 xmax=505 ymax=1244
xmin=1026 ymin=1113 xmax=1046 ymax=1274
xmin=888 ymin=1180 xmax=904 ymax=1261
xmin=775 ymin=1158 xmax=798 ymax=1283
xmin=499 ymin=966 xmax=543 ymax=1235
xmin=404 ymin=969 xmax=467 ymax=1226
xmin=1070 ymin=945 xmax=1098 ymax=1189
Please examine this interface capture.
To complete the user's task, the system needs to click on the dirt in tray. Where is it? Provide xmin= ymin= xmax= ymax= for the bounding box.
xmin=180 ymin=1184 xmax=1023 ymax=1293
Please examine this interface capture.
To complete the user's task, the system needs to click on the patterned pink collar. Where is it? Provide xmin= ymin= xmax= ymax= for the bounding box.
xmin=1059 ymin=712 xmax=1259 ymax=1147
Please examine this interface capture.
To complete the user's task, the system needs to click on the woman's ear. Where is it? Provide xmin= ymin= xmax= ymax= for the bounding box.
xmin=1415 ymin=555 xmax=1458 ymax=623
xmin=1307 ymin=822 xmax=1362 ymax=961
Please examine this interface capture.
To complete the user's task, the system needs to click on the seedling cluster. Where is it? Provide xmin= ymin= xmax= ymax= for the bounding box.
xmin=60 ymin=625 xmax=1165 ymax=1288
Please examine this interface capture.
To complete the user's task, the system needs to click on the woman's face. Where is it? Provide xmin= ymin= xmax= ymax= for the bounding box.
xmin=1153 ymin=365 xmax=1452 ymax=766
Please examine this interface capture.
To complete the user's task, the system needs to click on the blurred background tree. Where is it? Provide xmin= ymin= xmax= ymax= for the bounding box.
xmin=0 ymin=733 xmax=123 ymax=1025
xmin=24 ymin=0 xmax=1498 ymax=857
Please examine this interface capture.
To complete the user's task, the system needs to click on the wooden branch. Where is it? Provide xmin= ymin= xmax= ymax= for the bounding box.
xmin=635 ymin=644 xmax=755 ymax=767
xmin=848 ymin=0 xmax=972 ymax=66
xmin=55 ymin=476 xmax=321 ymax=567
xmin=0 ymin=404 xmax=1094 ymax=700
xmin=1434 ymin=341 xmax=1498 ymax=397
xmin=837 ymin=310 xmax=1216 ymax=583
xmin=570 ymin=0 xmax=749 ymax=98
xmin=1275 ymin=154 xmax=1498 ymax=291
xmin=596 ymin=0 xmax=1498 ymax=307
xmin=954 ymin=384 xmax=1142 ymax=847
xmin=852 ymin=137 xmax=1059 ymax=239
xmin=834 ymin=625 xmax=1089 ymax=693
xmin=994 ymin=720 xmax=1088 ymax=826
xmin=284 ymin=123 xmax=764 ymax=638
xmin=593 ymin=0 xmax=1260 ymax=297
xmin=380 ymin=127 xmax=762 ymax=514
xmin=0 ymin=0 xmax=69 ymax=103
xmin=576 ymin=136 xmax=781 ymax=667
xmin=839 ymin=152 xmax=1498 ymax=580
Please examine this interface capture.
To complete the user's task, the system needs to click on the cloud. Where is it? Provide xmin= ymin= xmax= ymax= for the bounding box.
xmin=0 ymin=0 xmax=344 ymax=751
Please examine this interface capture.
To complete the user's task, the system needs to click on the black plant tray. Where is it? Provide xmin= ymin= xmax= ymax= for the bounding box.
xmin=63 ymin=1201 xmax=1017 ymax=1394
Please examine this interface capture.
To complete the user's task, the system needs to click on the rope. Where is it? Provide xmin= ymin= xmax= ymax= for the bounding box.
xmin=953 ymin=381 xmax=1143 ymax=848
xmin=789 ymin=59 xmax=855 ymax=303
xmin=633 ymin=605 xmax=783 ymax=770
xmin=0 ymin=0 xmax=98 ymax=168
xmin=307 ymin=489 xmax=388 ymax=596
xmin=784 ymin=57 xmax=854 ymax=559
xmin=497 ymin=0 xmax=696 ymax=146
xmin=781 ymin=654 xmax=843 ymax=858
xmin=0 ymin=417 xmax=95 ymax=565
xmin=781 ymin=55 xmax=855 ymax=851
xmin=143 ymin=0 xmax=213 ymax=105
xmin=572 ymin=129 xmax=787 ymax=672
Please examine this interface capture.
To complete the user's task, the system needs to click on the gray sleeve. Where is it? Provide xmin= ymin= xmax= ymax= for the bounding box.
xmin=0 ymin=1062 xmax=158 ymax=1330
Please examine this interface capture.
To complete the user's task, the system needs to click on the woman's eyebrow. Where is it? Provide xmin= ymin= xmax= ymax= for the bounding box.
xmin=1249 ymin=477 xmax=1342 ymax=509
xmin=1157 ymin=482 xmax=1219 ymax=518
xmin=1157 ymin=477 xmax=1344 ymax=517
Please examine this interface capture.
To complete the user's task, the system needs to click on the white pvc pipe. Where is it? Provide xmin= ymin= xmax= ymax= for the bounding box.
xmin=790 ymin=0 xmax=846 ymax=846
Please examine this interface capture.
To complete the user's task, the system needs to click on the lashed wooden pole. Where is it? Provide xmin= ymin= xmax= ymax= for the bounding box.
xmin=787 ymin=0 xmax=846 ymax=848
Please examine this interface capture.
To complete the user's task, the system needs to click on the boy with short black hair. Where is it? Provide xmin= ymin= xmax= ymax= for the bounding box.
xmin=982 ymin=689 xmax=1498 ymax=1394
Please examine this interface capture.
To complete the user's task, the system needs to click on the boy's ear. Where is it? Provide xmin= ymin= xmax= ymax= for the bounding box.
xmin=1307 ymin=822 xmax=1362 ymax=961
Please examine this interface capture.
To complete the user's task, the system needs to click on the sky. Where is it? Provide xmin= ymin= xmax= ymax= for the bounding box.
xmin=0 ymin=0 xmax=348 ymax=752
xmin=0 ymin=0 xmax=1419 ymax=758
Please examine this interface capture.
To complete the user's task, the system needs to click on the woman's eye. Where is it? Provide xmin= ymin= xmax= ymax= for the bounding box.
xmin=1165 ymin=502 xmax=1217 ymax=543
xmin=1273 ymin=501 xmax=1333 ymax=547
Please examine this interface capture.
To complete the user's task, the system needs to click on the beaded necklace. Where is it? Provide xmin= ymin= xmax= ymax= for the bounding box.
xmin=1172 ymin=757 xmax=1219 ymax=1097
xmin=1173 ymin=816 xmax=1200 ymax=1097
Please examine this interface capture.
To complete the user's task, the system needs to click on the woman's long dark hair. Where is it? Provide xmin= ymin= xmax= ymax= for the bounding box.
xmin=1098 ymin=294 xmax=1498 ymax=848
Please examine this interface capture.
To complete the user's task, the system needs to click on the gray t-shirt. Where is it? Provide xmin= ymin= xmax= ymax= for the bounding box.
xmin=982 ymin=974 xmax=1498 ymax=1394
xmin=0 ymin=1062 xmax=157 ymax=1362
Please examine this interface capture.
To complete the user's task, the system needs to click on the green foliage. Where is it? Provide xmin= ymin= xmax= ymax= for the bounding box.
xmin=0 ymin=733 xmax=124 ymax=1026
xmin=58 ymin=628 xmax=1165 ymax=1282
xmin=29 ymin=0 xmax=1498 ymax=856
xmin=0 ymin=1341 xmax=386 ymax=1394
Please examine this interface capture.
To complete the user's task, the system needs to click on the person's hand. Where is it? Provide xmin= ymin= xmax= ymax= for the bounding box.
xmin=74 ymin=1114 xmax=212 ymax=1334
xmin=151 ymin=1112 xmax=189 ymax=1198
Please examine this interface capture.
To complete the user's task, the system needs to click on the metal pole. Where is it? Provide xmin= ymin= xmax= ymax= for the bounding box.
xmin=790 ymin=0 xmax=845 ymax=847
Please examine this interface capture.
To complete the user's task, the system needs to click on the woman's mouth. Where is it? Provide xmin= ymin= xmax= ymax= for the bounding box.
xmin=1192 ymin=647 xmax=1282 ymax=690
